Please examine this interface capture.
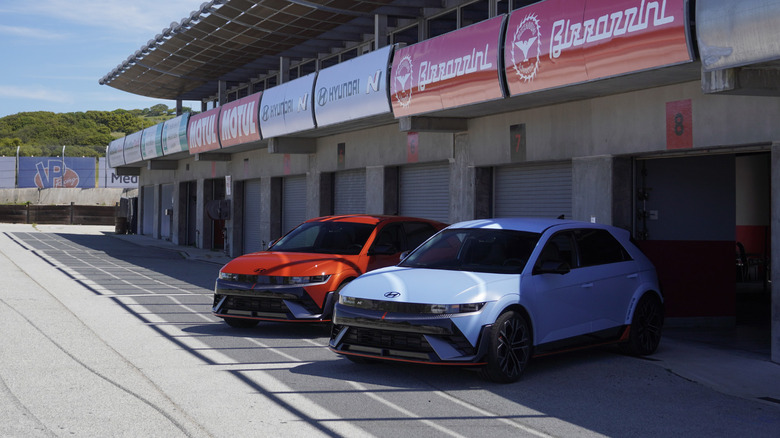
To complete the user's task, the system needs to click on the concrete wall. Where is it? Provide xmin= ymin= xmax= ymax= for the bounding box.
xmin=0 ymin=188 xmax=136 ymax=206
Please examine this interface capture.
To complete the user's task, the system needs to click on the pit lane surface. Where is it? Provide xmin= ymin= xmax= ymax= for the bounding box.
xmin=1 ymin=225 xmax=778 ymax=437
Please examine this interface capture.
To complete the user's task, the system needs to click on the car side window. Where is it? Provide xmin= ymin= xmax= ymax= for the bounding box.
xmin=535 ymin=232 xmax=575 ymax=269
xmin=402 ymin=222 xmax=438 ymax=251
xmin=574 ymin=229 xmax=632 ymax=267
xmin=372 ymin=223 xmax=403 ymax=254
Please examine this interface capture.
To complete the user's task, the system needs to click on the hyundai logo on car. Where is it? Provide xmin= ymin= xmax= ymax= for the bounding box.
xmin=384 ymin=291 xmax=401 ymax=298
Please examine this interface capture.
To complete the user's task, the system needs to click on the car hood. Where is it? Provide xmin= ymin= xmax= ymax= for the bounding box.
xmin=341 ymin=266 xmax=518 ymax=304
xmin=221 ymin=251 xmax=360 ymax=276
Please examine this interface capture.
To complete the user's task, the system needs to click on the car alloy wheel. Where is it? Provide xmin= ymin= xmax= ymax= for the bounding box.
xmin=622 ymin=293 xmax=663 ymax=356
xmin=482 ymin=310 xmax=531 ymax=383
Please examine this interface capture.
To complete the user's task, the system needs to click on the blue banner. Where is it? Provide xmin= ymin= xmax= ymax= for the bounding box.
xmin=18 ymin=157 xmax=97 ymax=188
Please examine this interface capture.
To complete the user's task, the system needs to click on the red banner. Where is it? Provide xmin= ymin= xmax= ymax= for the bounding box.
xmin=504 ymin=0 xmax=691 ymax=96
xmin=391 ymin=16 xmax=505 ymax=117
xmin=188 ymin=106 xmax=222 ymax=154
xmin=219 ymin=92 xmax=262 ymax=149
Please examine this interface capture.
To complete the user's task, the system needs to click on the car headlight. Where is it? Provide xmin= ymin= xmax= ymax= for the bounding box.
xmin=219 ymin=272 xmax=239 ymax=281
xmin=277 ymin=275 xmax=331 ymax=285
xmin=427 ymin=303 xmax=485 ymax=314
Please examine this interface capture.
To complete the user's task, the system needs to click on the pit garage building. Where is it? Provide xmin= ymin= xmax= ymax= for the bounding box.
xmin=101 ymin=0 xmax=779 ymax=363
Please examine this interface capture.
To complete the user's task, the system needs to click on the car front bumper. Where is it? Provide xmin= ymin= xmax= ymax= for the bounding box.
xmin=328 ymin=303 xmax=491 ymax=365
xmin=213 ymin=279 xmax=336 ymax=322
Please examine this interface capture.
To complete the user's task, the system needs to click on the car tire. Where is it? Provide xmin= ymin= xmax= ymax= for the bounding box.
xmin=621 ymin=293 xmax=664 ymax=356
xmin=223 ymin=317 xmax=259 ymax=329
xmin=481 ymin=310 xmax=532 ymax=383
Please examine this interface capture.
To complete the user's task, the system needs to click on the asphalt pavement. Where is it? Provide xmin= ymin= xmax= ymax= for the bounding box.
xmin=23 ymin=224 xmax=780 ymax=409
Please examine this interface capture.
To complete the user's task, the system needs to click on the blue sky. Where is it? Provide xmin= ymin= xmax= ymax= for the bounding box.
xmin=0 ymin=0 xmax=206 ymax=117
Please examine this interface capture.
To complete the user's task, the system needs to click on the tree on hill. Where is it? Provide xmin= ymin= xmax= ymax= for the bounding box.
xmin=0 ymin=105 xmax=193 ymax=157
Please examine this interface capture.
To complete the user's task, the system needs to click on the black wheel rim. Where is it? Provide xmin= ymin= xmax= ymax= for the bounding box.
xmin=496 ymin=316 xmax=530 ymax=379
xmin=635 ymin=298 xmax=662 ymax=353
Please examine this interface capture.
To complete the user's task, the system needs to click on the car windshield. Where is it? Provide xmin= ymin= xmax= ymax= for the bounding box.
xmin=400 ymin=228 xmax=540 ymax=274
xmin=270 ymin=221 xmax=376 ymax=255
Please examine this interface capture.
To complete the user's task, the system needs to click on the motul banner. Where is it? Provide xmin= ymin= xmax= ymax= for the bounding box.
xmin=141 ymin=123 xmax=164 ymax=160
xmin=219 ymin=92 xmax=262 ymax=149
xmin=391 ymin=16 xmax=505 ymax=117
xmin=162 ymin=112 xmax=190 ymax=155
xmin=188 ymin=106 xmax=222 ymax=154
xmin=123 ymin=130 xmax=143 ymax=164
xmin=504 ymin=0 xmax=692 ymax=96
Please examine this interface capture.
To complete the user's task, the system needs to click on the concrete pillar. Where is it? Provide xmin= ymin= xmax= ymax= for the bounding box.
xmin=451 ymin=132 xmax=473 ymax=223
xmin=374 ymin=15 xmax=387 ymax=50
xmin=153 ymin=184 xmax=161 ymax=239
xmin=572 ymin=155 xmax=631 ymax=227
xmin=196 ymin=179 xmax=205 ymax=249
xmin=366 ymin=166 xmax=385 ymax=215
xmin=771 ymin=143 xmax=780 ymax=364
xmin=229 ymin=179 xmax=243 ymax=258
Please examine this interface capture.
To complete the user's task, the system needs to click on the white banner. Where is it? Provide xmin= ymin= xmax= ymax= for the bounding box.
xmin=0 ymin=157 xmax=15 ymax=188
xmin=99 ymin=157 xmax=138 ymax=188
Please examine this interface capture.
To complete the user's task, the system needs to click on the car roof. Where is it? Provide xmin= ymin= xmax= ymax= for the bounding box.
xmin=303 ymin=214 xmax=444 ymax=226
xmin=446 ymin=217 xmax=608 ymax=234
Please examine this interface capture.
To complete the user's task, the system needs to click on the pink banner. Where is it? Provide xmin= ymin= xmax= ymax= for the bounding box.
xmin=188 ymin=106 xmax=222 ymax=154
xmin=391 ymin=16 xmax=505 ymax=117
xmin=219 ymin=92 xmax=262 ymax=149
xmin=504 ymin=0 xmax=691 ymax=96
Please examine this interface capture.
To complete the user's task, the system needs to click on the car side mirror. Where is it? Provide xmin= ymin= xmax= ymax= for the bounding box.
xmin=534 ymin=260 xmax=571 ymax=275
xmin=399 ymin=250 xmax=411 ymax=262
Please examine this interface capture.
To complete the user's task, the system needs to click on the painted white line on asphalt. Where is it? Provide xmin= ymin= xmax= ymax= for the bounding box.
xmin=434 ymin=390 xmax=556 ymax=438
xmin=347 ymin=381 xmax=469 ymax=438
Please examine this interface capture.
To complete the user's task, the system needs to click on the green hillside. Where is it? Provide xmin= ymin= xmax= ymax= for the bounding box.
xmin=0 ymin=104 xmax=192 ymax=158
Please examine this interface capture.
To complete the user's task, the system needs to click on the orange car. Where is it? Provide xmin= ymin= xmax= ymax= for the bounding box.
xmin=213 ymin=215 xmax=446 ymax=327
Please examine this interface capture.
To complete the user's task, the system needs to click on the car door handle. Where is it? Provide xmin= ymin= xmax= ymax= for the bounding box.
xmin=627 ymin=274 xmax=638 ymax=279
xmin=581 ymin=283 xmax=594 ymax=288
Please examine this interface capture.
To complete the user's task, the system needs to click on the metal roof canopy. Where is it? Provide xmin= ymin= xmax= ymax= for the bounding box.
xmin=100 ymin=0 xmax=435 ymax=102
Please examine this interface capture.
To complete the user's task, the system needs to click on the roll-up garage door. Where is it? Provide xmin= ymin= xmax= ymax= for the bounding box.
xmin=160 ymin=183 xmax=174 ymax=240
xmin=399 ymin=162 xmax=450 ymax=223
xmin=282 ymin=175 xmax=307 ymax=234
xmin=141 ymin=185 xmax=154 ymax=236
xmin=334 ymin=169 xmax=366 ymax=215
xmin=494 ymin=161 xmax=572 ymax=219
xmin=243 ymin=179 xmax=263 ymax=254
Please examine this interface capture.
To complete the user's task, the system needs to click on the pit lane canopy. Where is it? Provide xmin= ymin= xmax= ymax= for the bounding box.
xmin=99 ymin=0 xmax=431 ymax=102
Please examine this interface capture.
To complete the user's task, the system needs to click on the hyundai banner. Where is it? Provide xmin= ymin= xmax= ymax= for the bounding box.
xmin=141 ymin=123 xmax=164 ymax=159
xmin=260 ymin=73 xmax=317 ymax=138
xmin=188 ymin=106 xmax=223 ymax=154
xmin=315 ymin=45 xmax=393 ymax=127
xmin=18 ymin=157 xmax=96 ymax=188
xmin=123 ymin=130 xmax=143 ymax=164
xmin=162 ymin=112 xmax=190 ymax=155
xmin=504 ymin=0 xmax=691 ymax=97
xmin=391 ymin=16 xmax=505 ymax=117
xmin=219 ymin=92 xmax=262 ymax=149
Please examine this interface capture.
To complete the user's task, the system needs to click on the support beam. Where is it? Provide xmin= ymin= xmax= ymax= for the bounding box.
xmin=702 ymin=67 xmax=780 ymax=96
xmin=148 ymin=160 xmax=178 ymax=170
xmin=399 ymin=116 xmax=468 ymax=133
xmin=267 ymin=137 xmax=316 ymax=154
xmin=195 ymin=153 xmax=231 ymax=161
xmin=115 ymin=167 xmax=141 ymax=176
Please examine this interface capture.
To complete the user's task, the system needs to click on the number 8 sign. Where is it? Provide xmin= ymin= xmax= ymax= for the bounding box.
xmin=666 ymin=99 xmax=692 ymax=150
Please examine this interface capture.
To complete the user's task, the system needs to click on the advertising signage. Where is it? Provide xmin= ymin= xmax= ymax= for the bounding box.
xmin=18 ymin=157 xmax=96 ymax=189
xmin=315 ymin=45 xmax=393 ymax=127
xmin=141 ymin=123 xmax=164 ymax=160
xmin=188 ymin=106 xmax=222 ymax=154
xmin=504 ymin=0 xmax=691 ymax=96
xmin=123 ymin=130 xmax=143 ymax=164
xmin=162 ymin=112 xmax=190 ymax=155
xmin=219 ymin=92 xmax=262 ymax=149
xmin=107 ymin=137 xmax=126 ymax=168
xmin=260 ymin=73 xmax=317 ymax=138
xmin=391 ymin=16 xmax=505 ymax=117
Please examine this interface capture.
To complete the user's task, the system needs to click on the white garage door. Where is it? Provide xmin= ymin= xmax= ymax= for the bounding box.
xmin=243 ymin=179 xmax=263 ymax=254
xmin=334 ymin=169 xmax=366 ymax=215
xmin=494 ymin=162 xmax=572 ymax=219
xmin=399 ymin=162 xmax=449 ymax=223
xmin=282 ymin=175 xmax=307 ymax=234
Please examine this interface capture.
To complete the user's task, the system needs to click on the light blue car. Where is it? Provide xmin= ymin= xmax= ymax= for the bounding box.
xmin=329 ymin=218 xmax=663 ymax=383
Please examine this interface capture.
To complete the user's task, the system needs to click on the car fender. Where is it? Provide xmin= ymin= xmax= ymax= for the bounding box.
xmin=623 ymin=279 xmax=663 ymax=325
xmin=451 ymin=292 xmax=521 ymax=347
